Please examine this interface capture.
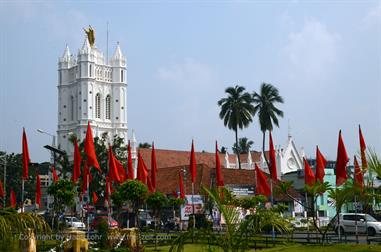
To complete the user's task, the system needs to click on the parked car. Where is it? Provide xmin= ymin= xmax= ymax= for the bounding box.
xmin=91 ymin=215 xmax=118 ymax=229
xmin=64 ymin=217 xmax=86 ymax=229
xmin=334 ymin=213 xmax=381 ymax=236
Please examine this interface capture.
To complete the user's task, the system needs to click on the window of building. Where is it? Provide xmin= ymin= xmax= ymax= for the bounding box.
xmin=106 ymin=95 xmax=111 ymax=120
xmin=89 ymin=64 xmax=92 ymax=77
xmin=121 ymin=70 xmax=124 ymax=82
xmin=70 ymin=96 xmax=74 ymax=121
xmin=95 ymin=93 xmax=101 ymax=118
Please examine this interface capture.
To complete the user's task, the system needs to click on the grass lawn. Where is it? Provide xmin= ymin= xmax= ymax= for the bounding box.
xmin=263 ymin=244 xmax=381 ymax=252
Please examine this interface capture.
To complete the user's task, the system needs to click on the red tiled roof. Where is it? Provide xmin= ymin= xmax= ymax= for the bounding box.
xmin=138 ymin=148 xmax=264 ymax=169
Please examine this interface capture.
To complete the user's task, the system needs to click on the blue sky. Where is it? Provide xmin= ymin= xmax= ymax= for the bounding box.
xmin=0 ymin=1 xmax=380 ymax=162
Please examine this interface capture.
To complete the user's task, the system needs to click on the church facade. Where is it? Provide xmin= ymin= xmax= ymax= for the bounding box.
xmin=57 ymin=34 xmax=128 ymax=155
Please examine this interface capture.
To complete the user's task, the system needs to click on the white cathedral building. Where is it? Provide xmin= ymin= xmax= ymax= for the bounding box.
xmin=57 ymin=34 xmax=128 ymax=154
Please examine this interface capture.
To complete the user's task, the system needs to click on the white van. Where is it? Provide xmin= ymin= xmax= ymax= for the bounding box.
xmin=334 ymin=213 xmax=381 ymax=236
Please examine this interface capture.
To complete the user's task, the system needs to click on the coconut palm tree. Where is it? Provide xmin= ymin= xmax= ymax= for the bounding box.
xmin=232 ymin=137 xmax=254 ymax=154
xmin=368 ymin=148 xmax=381 ymax=179
xmin=252 ymin=83 xmax=284 ymax=168
xmin=218 ymin=85 xmax=255 ymax=169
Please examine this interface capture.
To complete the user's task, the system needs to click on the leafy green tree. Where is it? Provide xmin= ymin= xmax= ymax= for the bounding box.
xmin=47 ymin=179 xmax=76 ymax=229
xmin=252 ymin=83 xmax=284 ymax=170
xmin=147 ymin=192 xmax=168 ymax=250
xmin=218 ymin=85 xmax=255 ymax=169
xmin=117 ymin=180 xmax=148 ymax=228
xmin=368 ymin=149 xmax=381 ymax=179
xmin=110 ymin=190 xmax=125 ymax=228
xmin=138 ymin=142 xmax=152 ymax=149
xmin=232 ymin=137 xmax=254 ymax=155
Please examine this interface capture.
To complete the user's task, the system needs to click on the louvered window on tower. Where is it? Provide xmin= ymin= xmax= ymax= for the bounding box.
xmin=106 ymin=95 xmax=111 ymax=120
xmin=95 ymin=93 xmax=101 ymax=118
xmin=70 ymin=96 xmax=74 ymax=121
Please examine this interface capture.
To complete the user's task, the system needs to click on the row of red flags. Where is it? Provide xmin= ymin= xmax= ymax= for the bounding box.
xmin=0 ymin=123 xmax=370 ymax=208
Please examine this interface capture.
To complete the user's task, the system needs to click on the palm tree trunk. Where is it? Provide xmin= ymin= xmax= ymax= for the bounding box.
xmin=235 ymin=129 xmax=241 ymax=169
xmin=262 ymin=131 xmax=270 ymax=168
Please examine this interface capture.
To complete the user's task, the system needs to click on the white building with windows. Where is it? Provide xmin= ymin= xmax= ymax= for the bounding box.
xmin=57 ymin=35 xmax=128 ymax=155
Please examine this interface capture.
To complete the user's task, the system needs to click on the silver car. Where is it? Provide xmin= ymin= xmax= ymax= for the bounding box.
xmin=335 ymin=213 xmax=381 ymax=236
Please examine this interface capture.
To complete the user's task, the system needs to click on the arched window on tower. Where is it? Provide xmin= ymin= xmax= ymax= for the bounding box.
xmin=95 ymin=93 xmax=101 ymax=119
xmin=105 ymin=95 xmax=111 ymax=120
xmin=70 ymin=96 xmax=74 ymax=121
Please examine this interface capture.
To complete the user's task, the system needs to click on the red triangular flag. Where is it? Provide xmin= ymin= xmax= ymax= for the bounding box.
xmin=51 ymin=167 xmax=59 ymax=183
xmin=304 ymin=158 xmax=315 ymax=186
xmin=359 ymin=125 xmax=368 ymax=171
xmin=0 ymin=181 xmax=4 ymax=198
xmin=82 ymin=163 xmax=93 ymax=193
xmin=22 ymin=128 xmax=30 ymax=180
xmin=10 ymin=189 xmax=16 ymax=208
xmin=315 ymin=146 xmax=327 ymax=184
xmin=189 ymin=140 xmax=197 ymax=183
xmin=215 ymin=141 xmax=224 ymax=187
xmin=151 ymin=142 xmax=157 ymax=192
xmin=179 ymin=171 xmax=185 ymax=199
xmin=354 ymin=156 xmax=364 ymax=190
xmin=116 ymin=158 xmax=127 ymax=183
xmin=84 ymin=122 xmax=100 ymax=172
xmin=73 ymin=138 xmax=81 ymax=183
xmin=269 ymin=132 xmax=278 ymax=181
xmin=335 ymin=130 xmax=349 ymax=186
xmin=36 ymin=174 xmax=41 ymax=207
xmin=147 ymin=176 xmax=154 ymax=193
xmin=108 ymin=146 xmax=121 ymax=183
xmin=137 ymin=152 xmax=148 ymax=183
xmin=255 ymin=164 xmax=271 ymax=197
xmin=127 ymin=140 xmax=134 ymax=180
xmin=92 ymin=191 xmax=98 ymax=204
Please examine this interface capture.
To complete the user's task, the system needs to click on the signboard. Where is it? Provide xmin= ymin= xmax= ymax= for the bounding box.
xmin=180 ymin=195 xmax=204 ymax=220
xmin=225 ymin=185 xmax=255 ymax=197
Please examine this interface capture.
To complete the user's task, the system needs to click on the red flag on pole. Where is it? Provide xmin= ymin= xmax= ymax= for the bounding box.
xmin=151 ymin=142 xmax=157 ymax=192
xmin=22 ymin=128 xmax=30 ymax=180
xmin=179 ymin=171 xmax=185 ymax=199
xmin=335 ymin=130 xmax=349 ymax=186
xmin=215 ymin=141 xmax=224 ymax=187
xmin=116 ymin=159 xmax=127 ymax=183
xmin=147 ymin=176 xmax=154 ymax=193
xmin=51 ymin=167 xmax=59 ymax=183
xmin=359 ymin=125 xmax=368 ymax=171
xmin=82 ymin=163 xmax=93 ymax=193
xmin=36 ymin=174 xmax=41 ymax=207
xmin=84 ymin=122 xmax=100 ymax=172
xmin=269 ymin=132 xmax=278 ymax=181
xmin=315 ymin=146 xmax=327 ymax=184
xmin=0 ymin=181 xmax=4 ymax=198
xmin=304 ymin=158 xmax=315 ymax=186
xmin=255 ymin=164 xmax=271 ymax=197
xmin=189 ymin=140 xmax=197 ymax=183
xmin=10 ymin=189 xmax=16 ymax=208
xmin=354 ymin=156 xmax=364 ymax=190
xmin=127 ymin=140 xmax=134 ymax=180
xmin=92 ymin=191 xmax=98 ymax=205
xmin=73 ymin=138 xmax=81 ymax=183
xmin=108 ymin=146 xmax=121 ymax=183
xmin=137 ymin=152 xmax=148 ymax=183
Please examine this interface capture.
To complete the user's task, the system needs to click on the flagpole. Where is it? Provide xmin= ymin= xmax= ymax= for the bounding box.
xmin=192 ymin=182 xmax=195 ymax=229
xmin=270 ymin=178 xmax=275 ymax=241
xmin=305 ymin=192 xmax=310 ymax=242
xmin=355 ymin=194 xmax=358 ymax=244
xmin=87 ymin=173 xmax=90 ymax=237
xmin=21 ymin=179 xmax=25 ymax=213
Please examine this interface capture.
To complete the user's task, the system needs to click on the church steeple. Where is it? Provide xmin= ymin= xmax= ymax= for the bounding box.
xmin=61 ymin=45 xmax=71 ymax=61
xmin=110 ymin=42 xmax=126 ymax=67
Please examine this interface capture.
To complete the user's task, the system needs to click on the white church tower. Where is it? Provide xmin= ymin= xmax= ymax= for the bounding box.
xmin=57 ymin=29 xmax=128 ymax=155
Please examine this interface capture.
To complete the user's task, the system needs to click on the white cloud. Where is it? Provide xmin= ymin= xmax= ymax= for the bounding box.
xmin=362 ymin=4 xmax=381 ymax=28
xmin=157 ymin=57 xmax=216 ymax=89
xmin=284 ymin=19 xmax=340 ymax=80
